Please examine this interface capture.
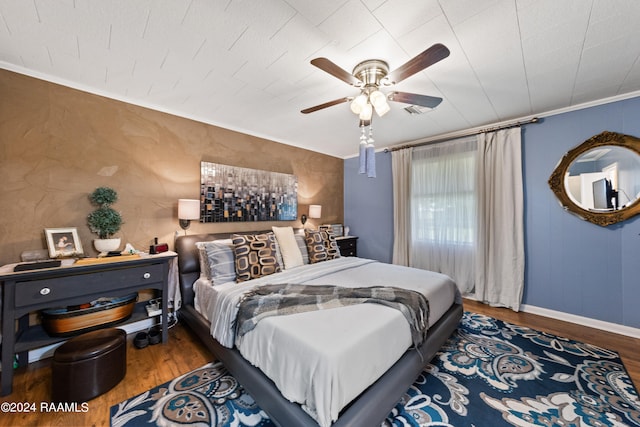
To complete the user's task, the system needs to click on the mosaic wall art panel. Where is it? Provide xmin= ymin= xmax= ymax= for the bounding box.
xmin=200 ymin=162 xmax=298 ymax=223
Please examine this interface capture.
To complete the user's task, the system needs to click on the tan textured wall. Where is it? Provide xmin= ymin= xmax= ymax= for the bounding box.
xmin=0 ymin=70 xmax=344 ymax=264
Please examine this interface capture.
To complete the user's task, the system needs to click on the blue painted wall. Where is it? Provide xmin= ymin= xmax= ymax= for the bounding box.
xmin=344 ymin=153 xmax=394 ymax=263
xmin=344 ymin=96 xmax=640 ymax=328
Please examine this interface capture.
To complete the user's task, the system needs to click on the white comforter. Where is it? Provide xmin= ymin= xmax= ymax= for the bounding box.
xmin=194 ymin=257 xmax=459 ymax=427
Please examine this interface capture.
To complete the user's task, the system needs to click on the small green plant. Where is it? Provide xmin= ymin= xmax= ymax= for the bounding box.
xmin=87 ymin=187 xmax=123 ymax=239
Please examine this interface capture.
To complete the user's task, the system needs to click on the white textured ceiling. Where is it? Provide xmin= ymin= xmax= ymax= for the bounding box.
xmin=2 ymin=0 xmax=640 ymax=158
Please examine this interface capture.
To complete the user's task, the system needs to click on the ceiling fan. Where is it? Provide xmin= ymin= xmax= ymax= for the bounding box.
xmin=301 ymin=43 xmax=450 ymax=123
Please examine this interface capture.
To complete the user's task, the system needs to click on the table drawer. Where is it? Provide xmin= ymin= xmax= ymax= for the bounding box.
xmin=14 ymin=263 xmax=164 ymax=308
xmin=340 ymin=240 xmax=356 ymax=249
xmin=337 ymin=238 xmax=357 ymax=257
xmin=340 ymin=248 xmax=357 ymax=257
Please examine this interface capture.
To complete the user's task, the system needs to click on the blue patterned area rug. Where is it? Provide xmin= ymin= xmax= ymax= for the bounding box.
xmin=110 ymin=312 xmax=640 ymax=426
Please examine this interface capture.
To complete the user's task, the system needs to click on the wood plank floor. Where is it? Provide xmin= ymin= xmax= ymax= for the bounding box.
xmin=1 ymin=300 xmax=638 ymax=426
xmin=0 ymin=324 xmax=212 ymax=427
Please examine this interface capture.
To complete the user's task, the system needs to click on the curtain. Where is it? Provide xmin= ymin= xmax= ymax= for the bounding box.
xmin=391 ymin=148 xmax=412 ymax=266
xmin=475 ymin=128 xmax=525 ymax=310
xmin=409 ymin=137 xmax=477 ymax=294
xmin=392 ymin=129 xmax=525 ymax=310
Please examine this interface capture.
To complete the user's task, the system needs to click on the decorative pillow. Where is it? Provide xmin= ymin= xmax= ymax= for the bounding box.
xmin=273 ymin=238 xmax=284 ymax=269
xmin=295 ymin=234 xmax=309 ymax=264
xmin=305 ymin=229 xmax=328 ymax=263
xmin=319 ymin=226 xmax=341 ymax=260
xmin=232 ymin=233 xmax=281 ymax=282
xmin=195 ymin=243 xmax=212 ymax=280
xmin=196 ymin=240 xmax=236 ymax=284
xmin=272 ymin=226 xmax=304 ymax=269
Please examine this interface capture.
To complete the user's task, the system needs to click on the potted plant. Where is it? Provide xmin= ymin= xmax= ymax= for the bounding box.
xmin=87 ymin=187 xmax=123 ymax=253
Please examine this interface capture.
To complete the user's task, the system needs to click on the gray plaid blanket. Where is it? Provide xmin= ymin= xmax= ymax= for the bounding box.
xmin=235 ymin=283 xmax=430 ymax=348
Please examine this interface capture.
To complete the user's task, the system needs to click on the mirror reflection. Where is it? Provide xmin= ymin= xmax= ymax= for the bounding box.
xmin=548 ymin=131 xmax=640 ymax=226
xmin=565 ymin=146 xmax=640 ymax=212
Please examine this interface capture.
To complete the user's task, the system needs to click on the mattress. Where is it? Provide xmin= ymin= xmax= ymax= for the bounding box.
xmin=194 ymin=257 xmax=459 ymax=427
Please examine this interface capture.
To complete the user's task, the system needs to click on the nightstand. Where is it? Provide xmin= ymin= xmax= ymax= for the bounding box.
xmin=336 ymin=236 xmax=358 ymax=257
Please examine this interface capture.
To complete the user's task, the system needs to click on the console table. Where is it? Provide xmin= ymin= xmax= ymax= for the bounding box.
xmin=0 ymin=253 xmax=175 ymax=396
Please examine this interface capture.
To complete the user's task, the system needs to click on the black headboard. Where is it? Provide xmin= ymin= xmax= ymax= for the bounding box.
xmin=175 ymin=233 xmax=210 ymax=307
xmin=175 ymin=230 xmax=295 ymax=307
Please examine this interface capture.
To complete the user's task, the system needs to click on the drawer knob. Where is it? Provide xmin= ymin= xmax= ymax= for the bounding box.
xmin=40 ymin=287 xmax=51 ymax=296
xmin=143 ymin=272 xmax=151 ymax=279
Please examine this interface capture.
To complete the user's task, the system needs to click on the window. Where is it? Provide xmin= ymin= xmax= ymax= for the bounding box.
xmin=409 ymin=137 xmax=477 ymax=292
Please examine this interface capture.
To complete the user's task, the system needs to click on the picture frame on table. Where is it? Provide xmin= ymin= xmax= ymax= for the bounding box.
xmin=44 ymin=227 xmax=84 ymax=258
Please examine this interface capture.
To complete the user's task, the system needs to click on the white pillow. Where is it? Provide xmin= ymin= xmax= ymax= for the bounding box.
xmin=271 ymin=226 xmax=304 ymax=269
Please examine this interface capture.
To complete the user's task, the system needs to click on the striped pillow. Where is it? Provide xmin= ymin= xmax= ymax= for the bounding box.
xmin=196 ymin=240 xmax=236 ymax=285
xmin=295 ymin=234 xmax=309 ymax=264
xmin=195 ymin=245 xmax=211 ymax=280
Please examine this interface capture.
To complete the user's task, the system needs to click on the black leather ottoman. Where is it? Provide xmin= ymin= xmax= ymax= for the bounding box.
xmin=52 ymin=328 xmax=126 ymax=402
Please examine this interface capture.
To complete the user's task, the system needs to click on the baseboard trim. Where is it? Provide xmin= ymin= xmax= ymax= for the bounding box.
xmin=521 ymin=304 xmax=640 ymax=339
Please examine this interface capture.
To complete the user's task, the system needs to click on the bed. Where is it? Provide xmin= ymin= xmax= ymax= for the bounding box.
xmin=175 ymin=229 xmax=463 ymax=427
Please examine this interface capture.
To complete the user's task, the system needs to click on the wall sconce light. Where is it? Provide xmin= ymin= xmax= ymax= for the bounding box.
xmin=301 ymin=204 xmax=322 ymax=225
xmin=178 ymin=199 xmax=200 ymax=232
xmin=309 ymin=205 xmax=322 ymax=220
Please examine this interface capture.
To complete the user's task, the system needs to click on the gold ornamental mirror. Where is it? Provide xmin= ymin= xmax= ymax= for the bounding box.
xmin=548 ymin=131 xmax=640 ymax=227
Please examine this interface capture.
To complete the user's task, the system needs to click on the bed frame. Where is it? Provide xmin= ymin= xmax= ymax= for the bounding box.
xmin=175 ymin=232 xmax=463 ymax=427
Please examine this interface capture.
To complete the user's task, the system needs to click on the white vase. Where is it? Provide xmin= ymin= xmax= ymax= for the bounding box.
xmin=94 ymin=238 xmax=121 ymax=253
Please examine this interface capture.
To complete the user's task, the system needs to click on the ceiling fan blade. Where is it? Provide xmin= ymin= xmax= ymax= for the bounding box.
xmin=386 ymin=44 xmax=450 ymax=84
xmin=388 ymin=92 xmax=443 ymax=109
xmin=301 ymin=97 xmax=352 ymax=114
xmin=311 ymin=58 xmax=362 ymax=86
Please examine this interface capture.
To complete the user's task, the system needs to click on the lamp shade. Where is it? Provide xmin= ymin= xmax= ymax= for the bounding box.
xmin=178 ymin=199 xmax=200 ymax=220
xmin=309 ymin=205 xmax=322 ymax=219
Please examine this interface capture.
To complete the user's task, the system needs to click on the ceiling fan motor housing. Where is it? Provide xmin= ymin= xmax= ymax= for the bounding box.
xmin=352 ymin=59 xmax=389 ymax=87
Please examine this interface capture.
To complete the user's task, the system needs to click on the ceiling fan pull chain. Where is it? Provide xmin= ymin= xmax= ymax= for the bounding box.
xmin=366 ymin=125 xmax=376 ymax=178
xmin=359 ymin=126 xmax=367 ymax=174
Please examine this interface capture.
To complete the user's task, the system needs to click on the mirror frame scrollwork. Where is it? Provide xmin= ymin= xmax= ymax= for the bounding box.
xmin=548 ymin=131 xmax=640 ymax=227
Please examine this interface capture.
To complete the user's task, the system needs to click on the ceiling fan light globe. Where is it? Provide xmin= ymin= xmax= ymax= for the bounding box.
xmin=369 ymin=90 xmax=386 ymax=107
xmin=350 ymin=94 xmax=368 ymax=115
xmin=374 ymin=101 xmax=391 ymax=117
xmin=359 ymin=103 xmax=373 ymax=121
